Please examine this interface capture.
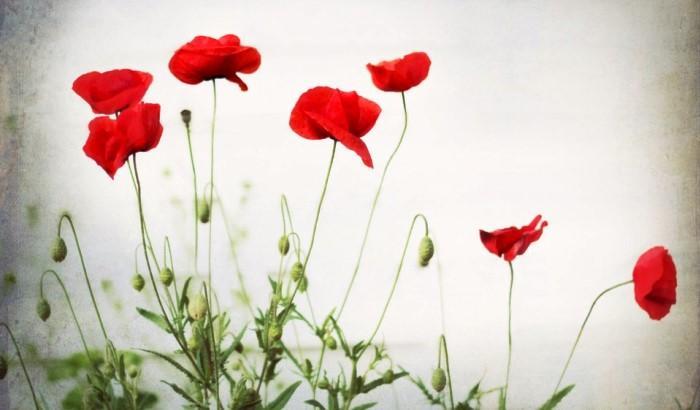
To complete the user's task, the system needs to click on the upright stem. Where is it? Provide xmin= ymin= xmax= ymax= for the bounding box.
xmin=504 ymin=262 xmax=514 ymax=406
xmin=363 ymin=214 xmax=428 ymax=351
xmin=58 ymin=213 xmax=109 ymax=342
xmin=40 ymin=270 xmax=92 ymax=363
xmin=184 ymin=118 xmax=199 ymax=275
xmin=207 ymin=79 xmax=217 ymax=290
xmin=337 ymin=92 xmax=409 ymax=320
xmin=0 ymin=323 xmax=40 ymax=409
xmin=552 ymin=279 xmax=633 ymax=394
xmin=438 ymin=335 xmax=455 ymax=410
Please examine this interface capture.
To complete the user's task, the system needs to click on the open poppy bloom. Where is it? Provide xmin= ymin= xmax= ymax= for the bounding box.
xmin=83 ymin=103 xmax=163 ymax=178
xmin=633 ymin=246 xmax=677 ymax=320
xmin=480 ymin=215 xmax=548 ymax=262
xmin=367 ymin=52 xmax=431 ymax=92
xmin=168 ymin=34 xmax=261 ymax=91
xmin=72 ymin=69 xmax=153 ymax=115
xmin=289 ymin=86 xmax=381 ymax=168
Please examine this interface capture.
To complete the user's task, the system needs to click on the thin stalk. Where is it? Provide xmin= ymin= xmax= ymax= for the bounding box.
xmin=207 ymin=79 xmax=217 ymax=290
xmin=504 ymin=262 xmax=514 ymax=406
xmin=183 ymin=118 xmax=199 ymax=275
xmin=438 ymin=335 xmax=455 ymax=410
xmin=337 ymin=92 xmax=409 ymax=320
xmin=552 ymin=279 xmax=633 ymax=394
xmin=0 ymin=323 xmax=40 ymax=409
xmin=58 ymin=213 xmax=109 ymax=342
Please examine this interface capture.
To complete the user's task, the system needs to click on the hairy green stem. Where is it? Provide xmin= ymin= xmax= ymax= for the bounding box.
xmin=183 ymin=117 xmax=199 ymax=275
xmin=438 ymin=335 xmax=455 ymax=410
xmin=0 ymin=323 xmax=40 ymax=409
xmin=504 ymin=262 xmax=514 ymax=406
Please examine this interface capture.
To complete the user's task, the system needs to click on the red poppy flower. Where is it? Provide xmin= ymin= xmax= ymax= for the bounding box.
xmin=366 ymin=52 xmax=431 ymax=92
xmin=289 ymin=86 xmax=381 ymax=168
xmin=82 ymin=103 xmax=163 ymax=178
xmin=168 ymin=34 xmax=261 ymax=91
xmin=479 ymin=215 xmax=548 ymax=262
xmin=633 ymin=246 xmax=677 ymax=320
xmin=72 ymin=69 xmax=153 ymax=114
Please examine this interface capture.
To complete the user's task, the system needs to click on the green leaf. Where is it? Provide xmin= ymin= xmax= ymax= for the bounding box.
xmin=305 ymin=399 xmax=326 ymax=409
xmin=161 ymin=381 xmax=207 ymax=409
xmin=351 ymin=403 xmax=377 ymax=410
xmin=538 ymin=385 xmax=575 ymax=410
xmin=265 ymin=380 xmax=301 ymax=410
xmin=139 ymin=349 xmax=199 ymax=383
xmin=467 ymin=381 xmax=481 ymax=400
xmin=136 ymin=307 xmax=171 ymax=333
xmin=179 ymin=277 xmax=193 ymax=311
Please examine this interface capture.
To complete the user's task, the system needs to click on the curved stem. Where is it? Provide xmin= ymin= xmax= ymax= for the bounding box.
xmin=0 ymin=323 xmax=40 ymax=409
xmin=183 ymin=117 xmax=199 ymax=276
xmin=363 ymin=213 xmax=429 ymax=351
xmin=58 ymin=213 xmax=109 ymax=342
xmin=438 ymin=335 xmax=455 ymax=410
xmin=504 ymin=262 xmax=514 ymax=406
xmin=39 ymin=270 xmax=92 ymax=363
xmin=337 ymin=92 xmax=409 ymax=320
xmin=552 ymin=279 xmax=633 ymax=394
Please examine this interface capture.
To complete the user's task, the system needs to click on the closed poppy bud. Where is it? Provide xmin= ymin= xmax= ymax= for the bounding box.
xmin=324 ymin=335 xmax=337 ymax=350
xmin=278 ymin=235 xmax=290 ymax=255
xmin=198 ymin=199 xmax=210 ymax=224
xmin=290 ymin=262 xmax=304 ymax=282
xmin=299 ymin=276 xmax=308 ymax=293
xmin=37 ymin=298 xmax=51 ymax=321
xmin=188 ymin=294 xmax=208 ymax=321
xmin=127 ymin=365 xmax=139 ymax=378
xmin=318 ymin=377 xmax=330 ymax=390
xmin=383 ymin=369 xmax=394 ymax=384
xmin=159 ymin=267 xmax=174 ymax=286
xmin=180 ymin=109 xmax=192 ymax=126
xmin=51 ymin=237 xmax=67 ymax=262
xmin=268 ymin=323 xmax=282 ymax=342
xmin=418 ymin=236 xmax=434 ymax=267
xmin=0 ymin=355 xmax=7 ymax=380
xmin=131 ymin=274 xmax=145 ymax=292
xmin=431 ymin=368 xmax=446 ymax=392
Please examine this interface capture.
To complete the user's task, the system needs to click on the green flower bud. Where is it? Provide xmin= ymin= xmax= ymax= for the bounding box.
xmin=51 ymin=237 xmax=67 ymax=262
xmin=268 ymin=323 xmax=282 ymax=342
xmin=180 ymin=109 xmax=192 ymax=126
xmin=290 ymin=261 xmax=304 ymax=282
xmin=317 ymin=377 xmax=330 ymax=390
xmin=198 ymin=199 xmax=210 ymax=224
xmin=131 ymin=274 xmax=145 ymax=292
xmin=431 ymin=368 xmax=446 ymax=392
xmin=127 ymin=365 xmax=139 ymax=378
xmin=100 ymin=362 xmax=115 ymax=379
xmin=278 ymin=235 xmax=290 ymax=255
xmin=418 ymin=236 xmax=434 ymax=267
xmin=302 ymin=359 xmax=313 ymax=377
xmin=188 ymin=294 xmax=208 ymax=321
xmin=159 ymin=267 xmax=173 ymax=287
xmin=298 ymin=276 xmax=308 ymax=293
xmin=0 ymin=355 xmax=7 ymax=380
xmin=37 ymin=298 xmax=51 ymax=321
xmin=324 ymin=335 xmax=337 ymax=350
xmin=383 ymin=369 xmax=395 ymax=384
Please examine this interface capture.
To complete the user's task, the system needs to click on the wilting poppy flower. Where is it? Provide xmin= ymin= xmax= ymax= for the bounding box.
xmin=168 ymin=34 xmax=261 ymax=91
xmin=289 ymin=86 xmax=381 ymax=168
xmin=82 ymin=103 xmax=163 ymax=178
xmin=633 ymin=246 xmax=677 ymax=320
xmin=72 ymin=69 xmax=153 ymax=114
xmin=367 ymin=52 xmax=431 ymax=92
xmin=83 ymin=117 xmax=128 ymax=178
xmin=480 ymin=215 xmax=548 ymax=262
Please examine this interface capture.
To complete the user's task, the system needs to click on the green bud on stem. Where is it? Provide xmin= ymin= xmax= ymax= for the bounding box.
xmin=37 ymin=298 xmax=51 ymax=321
xmin=131 ymin=274 xmax=145 ymax=292
xmin=159 ymin=267 xmax=173 ymax=287
xmin=188 ymin=294 xmax=208 ymax=321
xmin=418 ymin=236 xmax=435 ymax=267
xmin=51 ymin=237 xmax=67 ymax=262
xmin=431 ymin=368 xmax=446 ymax=392
xmin=278 ymin=235 xmax=290 ymax=255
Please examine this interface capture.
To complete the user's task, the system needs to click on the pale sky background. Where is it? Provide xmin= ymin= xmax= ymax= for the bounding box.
xmin=0 ymin=1 xmax=698 ymax=409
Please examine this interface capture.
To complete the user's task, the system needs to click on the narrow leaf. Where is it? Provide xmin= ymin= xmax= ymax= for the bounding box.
xmin=161 ymin=380 xmax=207 ymax=409
xmin=136 ymin=307 xmax=170 ymax=333
xmin=305 ymin=399 xmax=326 ymax=409
xmin=538 ymin=385 xmax=575 ymax=410
xmin=139 ymin=349 xmax=199 ymax=383
xmin=266 ymin=380 xmax=302 ymax=410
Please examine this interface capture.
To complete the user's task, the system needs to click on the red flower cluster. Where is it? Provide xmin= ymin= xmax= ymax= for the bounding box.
xmin=479 ymin=215 xmax=548 ymax=262
xmin=73 ymin=69 xmax=163 ymax=178
xmin=633 ymin=246 xmax=677 ymax=320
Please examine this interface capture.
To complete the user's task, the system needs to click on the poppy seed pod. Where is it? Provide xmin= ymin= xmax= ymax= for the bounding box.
xmin=198 ymin=199 xmax=210 ymax=224
xmin=0 ymin=355 xmax=7 ymax=380
xmin=159 ymin=267 xmax=174 ymax=287
xmin=131 ymin=274 xmax=145 ymax=292
xmin=37 ymin=298 xmax=51 ymax=321
xmin=383 ymin=369 xmax=395 ymax=384
xmin=418 ymin=236 xmax=434 ymax=267
xmin=431 ymin=368 xmax=446 ymax=392
xmin=278 ymin=235 xmax=290 ymax=256
xmin=324 ymin=335 xmax=337 ymax=350
xmin=51 ymin=237 xmax=67 ymax=262
xmin=290 ymin=261 xmax=304 ymax=282
xmin=188 ymin=294 xmax=208 ymax=321
xmin=180 ymin=109 xmax=192 ymax=126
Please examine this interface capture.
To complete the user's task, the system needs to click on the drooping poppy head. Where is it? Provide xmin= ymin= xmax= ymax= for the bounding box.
xmin=289 ymin=86 xmax=381 ymax=168
xmin=83 ymin=117 xmax=129 ymax=178
xmin=633 ymin=246 xmax=677 ymax=320
xmin=168 ymin=34 xmax=261 ymax=91
xmin=367 ymin=52 xmax=431 ymax=92
xmin=72 ymin=69 xmax=153 ymax=115
xmin=479 ymin=215 xmax=548 ymax=262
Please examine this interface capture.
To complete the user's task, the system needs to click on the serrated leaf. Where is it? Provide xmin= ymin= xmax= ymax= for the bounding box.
xmin=136 ymin=307 xmax=171 ymax=333
xmin=266 ymin=381 xmax=301 ymax=410
xmin=538 ymin=385 xmax=575 ymax=410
